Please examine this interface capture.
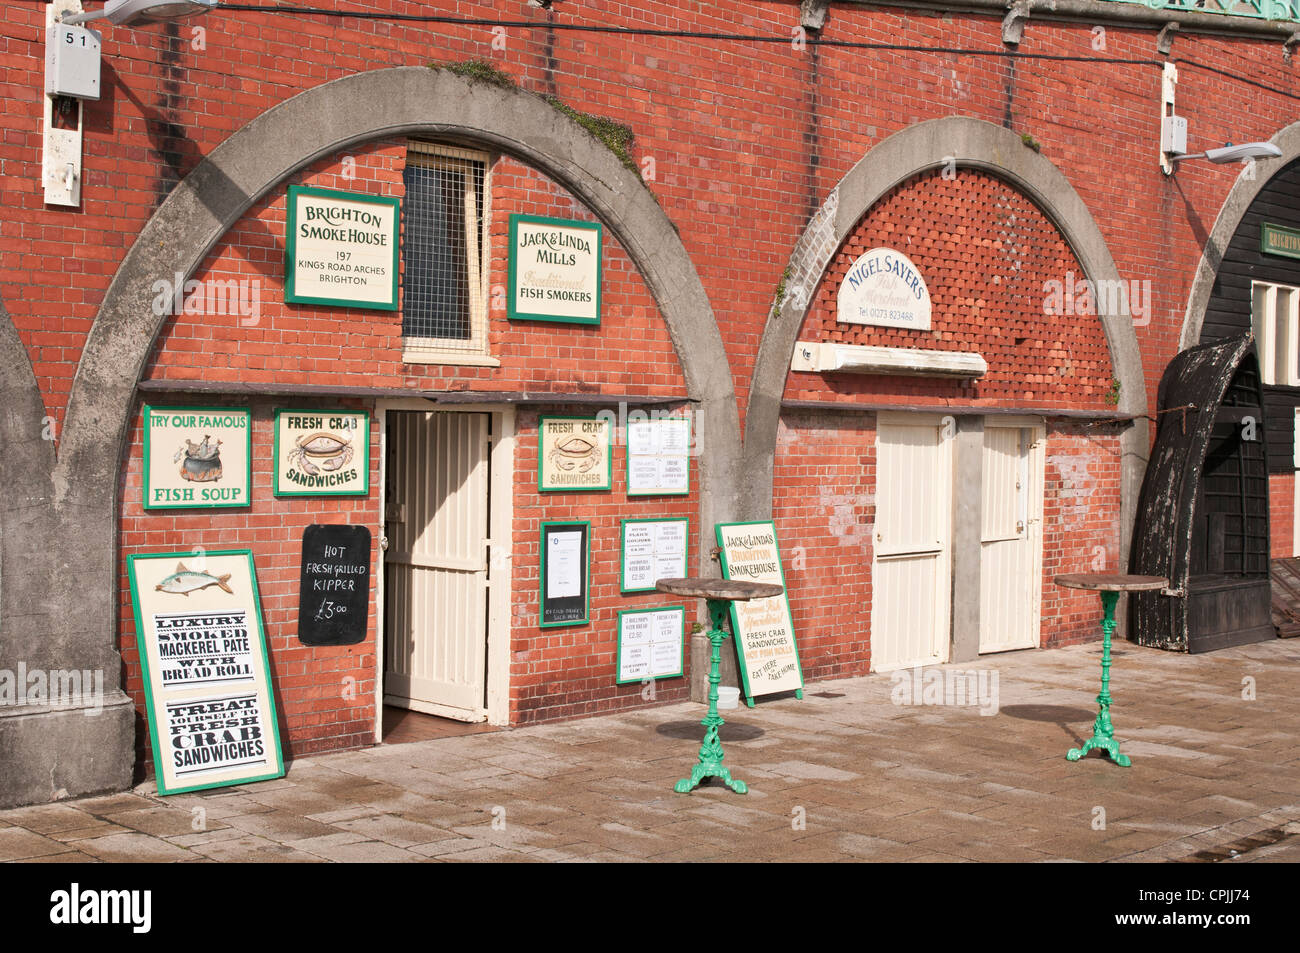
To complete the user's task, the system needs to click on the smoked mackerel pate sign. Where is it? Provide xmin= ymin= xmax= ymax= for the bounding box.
xmin=285 ymin=185 xmax=399 ymax=310
xmin=837 ymin=247 xmax=932 ymax=330
xmin=508 ymin=213 xmax=602 ymax=325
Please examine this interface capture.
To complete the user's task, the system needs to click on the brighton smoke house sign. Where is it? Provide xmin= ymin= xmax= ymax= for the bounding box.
xmin=508 ymin=213 xmax=602 ymax=325
xmin=837 ymin=247 xmax=932 ymax=330
xmin=285 ymin=185 xmax=399 ymax=310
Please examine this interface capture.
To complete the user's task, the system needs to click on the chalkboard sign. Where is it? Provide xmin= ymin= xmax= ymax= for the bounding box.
xmin=298 ymin=524 xmax=371 ymax=646
xmin=540 ymin=521 xmax=590 ymax=627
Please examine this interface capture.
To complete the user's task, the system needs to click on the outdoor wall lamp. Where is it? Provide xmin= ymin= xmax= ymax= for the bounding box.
xmin=60 ymin=0 xmax=218 ymax=27
xmin=1168 ymin=142 xmax=1284 ymax=166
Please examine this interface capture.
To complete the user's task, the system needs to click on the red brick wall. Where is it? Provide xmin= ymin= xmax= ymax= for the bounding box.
xmin=509 ymin=406 xmax=700 ymax=724
xmin=787 ymin=167 xmax=1114 ymax=410
xmin=117 ymin=399 xmax=380 ymax=773
xmin=1271 ymin=472 xmax=1294 ymax=559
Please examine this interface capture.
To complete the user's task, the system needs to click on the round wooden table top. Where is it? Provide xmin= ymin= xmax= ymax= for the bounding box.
xmin=655 ymin=577 xmax=784 ymax=601
xmin=1054 ymin=573 xmax=1168 ymax=592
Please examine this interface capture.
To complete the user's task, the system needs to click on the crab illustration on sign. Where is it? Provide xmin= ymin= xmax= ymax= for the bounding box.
xmin=174 ymin=435 xmax=223 ymax=482
xmin=286 ymin=431 xmax=354 ymax=477
xmin=550 ymin=434 xmax=599 ymax=472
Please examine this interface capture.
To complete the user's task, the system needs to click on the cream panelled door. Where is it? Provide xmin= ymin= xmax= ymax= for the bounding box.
xmin=384 ymin=410 xmax=491 ymax=720
xmin=871 ymin=413 xmax=953 ymax=671
xmin=978 ymin=419 xmax=1045 ymax=654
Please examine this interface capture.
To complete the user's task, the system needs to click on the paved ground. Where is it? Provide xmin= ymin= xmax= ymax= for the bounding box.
xmin=2 ymin=639 xmax=1298 ymax=863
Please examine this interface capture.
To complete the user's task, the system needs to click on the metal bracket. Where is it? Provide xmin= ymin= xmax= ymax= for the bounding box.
xmin=1286 ymin=30 xmax=1300 ymax=62
xmin=42 ymin=1 xmax=85 ymax=207
xmin=1002 ymin=1 xmax=1031 ymax=47
xmin=1156 ymin=22 xmax=1179 ymax=56
xmin=1160 ymin=587 xmax=1185 ymax=597
xmin=800 ymin=0 xmax=830 ymax=31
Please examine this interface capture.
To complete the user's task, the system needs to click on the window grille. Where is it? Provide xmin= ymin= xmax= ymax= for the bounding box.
xmin=401 ymin=142 xmax=489 ymax=357
xmin=1251 ymin=281 xmax=1300 ymax=386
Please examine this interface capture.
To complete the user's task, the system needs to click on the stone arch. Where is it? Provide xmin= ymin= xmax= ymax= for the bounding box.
xmin=11 ymin=67 xmax=740 ymax=805
xmin=1178 ymin=121 xmax=1300 ymax=350
xmin=743 ymin=117 xmax=1148 ymax=566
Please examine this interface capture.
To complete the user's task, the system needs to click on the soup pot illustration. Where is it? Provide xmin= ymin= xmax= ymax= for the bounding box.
xmin=174 ymin=435 xmax=223 ymax=483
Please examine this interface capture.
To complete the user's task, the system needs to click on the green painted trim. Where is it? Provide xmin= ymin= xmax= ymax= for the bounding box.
xmin=539 ymin=520 xmax=591 ymax=628
xmin=618 ymin=517 xmax=689 ymax=594
xmin=272 ymin=407 xmax=371 ymax=497
xmin=626 ymin=414 xmax=692 ymax=498
xmin=714 ymin=520 xmax=805 ymax=705
xmin=284 ymin=184 xmax=400 ymax=311
xmin=537 ymin=415 xmax=613 ymax=492
xmin=126 ymin=549 xmax=285 ymax=796
xmin=142 ymin=405 xmax=252 ymax=511
xmin=615 ymin=605 xmax=686 ymax=684
xmin=506 ymin=212 xmax=602 ymax=325
xmin=1261 ymin=221 xmax=1300 ymax=260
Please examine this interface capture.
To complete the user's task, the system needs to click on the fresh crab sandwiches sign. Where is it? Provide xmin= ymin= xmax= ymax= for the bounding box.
xmin=274 ymin=408 xmax=370 ymax=496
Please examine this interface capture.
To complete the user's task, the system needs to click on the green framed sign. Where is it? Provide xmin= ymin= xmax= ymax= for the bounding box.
xmin=626 ymin=415 xmax=691 ymax=497
xmin=616 ymin=605 xmax=686 ymax=684
xmin=507 ymin=213 xmax=602 ymax=325
xmin=126 ymin=549 xmax=285 ymax=796
xmin=540 ymin=520 xmax=590 ymax=628
xmin=1262 ymin=222 xmax=1300 ymax=260
xmin=142 ymin=405 xmax=252 ymax=510
xmin=538 ymin=416 xmax=613 ymax=492
xmin=715 ymin=520 xmax=805 ymax=707
xmin=273 ymin=408 xmax=370 ymax=497
xmin=620 ymin=517 xmax=689 ymax=593
xmin=284 ymin=184 xmax=400 ymax=310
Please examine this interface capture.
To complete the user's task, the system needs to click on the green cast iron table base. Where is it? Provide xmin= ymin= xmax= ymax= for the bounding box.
xmin=675 ymin=597 xmax=748 ymax=794
xmin=1066 ymin=590 xmax=1132 ymax=767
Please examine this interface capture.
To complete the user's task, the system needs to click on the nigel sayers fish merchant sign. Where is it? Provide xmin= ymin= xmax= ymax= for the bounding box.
xmin=285 ymin=185 xmax=399 ymax=311
xmin=508 ymin=213 xmax=602 ymax=325
xmin=837 ymin=247 xmax=932 ymax=330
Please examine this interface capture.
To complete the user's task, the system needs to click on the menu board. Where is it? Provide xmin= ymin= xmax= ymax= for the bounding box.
xmin=127 ymin=549 xmax=284 ymax=795
xmin=620 ymin=518 xmax=689 ymax=593
xmin=540 ymin=521 xmax=590 ymax=627
xmin=715 ymin=521 xmax=804 ymax=704
xmin=298 ymin=524 xmax=371 ymax=646
xmin=626 ymin=416 xmax=691 ymax=496
xmin=142 ymin=405 xmax=251 ymax=510
xmin=616 ymin=606 xmax=685 ymax=683
xmin=538 ymin=416 xmax=613 ymax=492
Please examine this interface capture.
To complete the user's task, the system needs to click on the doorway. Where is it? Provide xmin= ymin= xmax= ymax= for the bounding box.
xmin=378 ymin=404 xmax=513 ymax=729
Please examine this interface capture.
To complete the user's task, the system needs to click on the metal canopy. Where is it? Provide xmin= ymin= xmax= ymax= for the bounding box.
xmin=1129 ymin=331 xmax=1274 ymax=652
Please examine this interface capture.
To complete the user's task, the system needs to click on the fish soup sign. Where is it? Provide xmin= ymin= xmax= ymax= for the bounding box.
xmin=142 ymin=406 xmax=251 ymax=510
xmin=274 ymin=408 xmax=370 ymax=497
xmin=837 ymin=247 xmax=932 ymax=330
xmin=284 ymin=185 xmax=400 ymax=311
xmin=508 ymin=213 xmax=602 ymax=325
xmin=127 ymin=549 xmax=284 ymax=795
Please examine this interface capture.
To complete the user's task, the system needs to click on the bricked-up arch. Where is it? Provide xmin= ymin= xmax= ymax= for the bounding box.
xmin=1178 ymin=120 xmax=1300 ymax=352
xmin=20 ymin=67 xmax=739 ymax=806
xmin=746 ymin=117 xmax=1148 ymax=559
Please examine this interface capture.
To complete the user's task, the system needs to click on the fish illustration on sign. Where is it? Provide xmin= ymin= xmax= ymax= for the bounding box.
xmin=286 ymin=431 xmax=354 ymax=476
xmin=155 ymin=562 xmax=234 ymax=596
xmin=549 ymin=435 xmax=599 ymax=472
xmin=174 ymin=435 xmax=223 ymax=482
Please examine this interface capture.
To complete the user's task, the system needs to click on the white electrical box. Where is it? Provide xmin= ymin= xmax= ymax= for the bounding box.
xmin=45 ymin=24 xmax=101 ymax=100
xmin=1162 ymin=114 xmax=1188 ymax=155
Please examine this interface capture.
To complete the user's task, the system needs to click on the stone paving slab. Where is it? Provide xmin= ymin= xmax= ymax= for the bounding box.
xmin=0 ymin=640 xmax=1297 ymax=862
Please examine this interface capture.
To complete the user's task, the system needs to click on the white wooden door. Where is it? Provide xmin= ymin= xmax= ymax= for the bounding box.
xmin=871 ymin=414 xmax=953 ymax=671
xmin=383 ymin=410 xmax=491 ymax=720
xmin=978 ymin=420 xmax=1044 ymax=654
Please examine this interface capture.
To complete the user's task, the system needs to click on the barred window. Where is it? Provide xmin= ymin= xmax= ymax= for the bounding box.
xmin=401 ymin=143 xmax=489 ymax=359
